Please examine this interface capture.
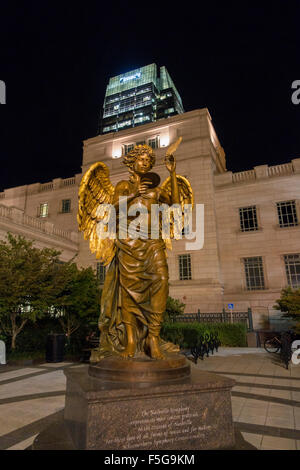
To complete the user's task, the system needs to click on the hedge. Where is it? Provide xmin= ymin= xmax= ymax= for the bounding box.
xmin=2 ymin=318 xmax=93 ymax=357
xmin=161 ymin=322 xmax=247 ymax=348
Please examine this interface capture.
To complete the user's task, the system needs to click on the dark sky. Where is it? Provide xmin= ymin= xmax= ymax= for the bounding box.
xmin=0 ymin=1 xmax=299 ymax=192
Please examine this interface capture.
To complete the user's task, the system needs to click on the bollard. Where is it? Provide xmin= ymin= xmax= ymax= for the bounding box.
xmin=0 ymin=340 xmax=6 ymax=365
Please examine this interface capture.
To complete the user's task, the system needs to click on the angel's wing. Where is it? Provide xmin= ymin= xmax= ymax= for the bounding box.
xmin=161 ymin=175 xmax=194 ymax=250
xmin=78 ymin=162 xmax=116 ymax=265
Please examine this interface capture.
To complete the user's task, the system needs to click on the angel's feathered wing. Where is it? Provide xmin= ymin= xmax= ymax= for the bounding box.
xmin=161 ymin=175 xmax=194 ymax=250
xmin=78 ymin=162 xmax=116 ymax=265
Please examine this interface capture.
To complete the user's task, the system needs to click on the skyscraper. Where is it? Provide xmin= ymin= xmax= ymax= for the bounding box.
xmin=99 ymin=63 xmax=184 ymax=134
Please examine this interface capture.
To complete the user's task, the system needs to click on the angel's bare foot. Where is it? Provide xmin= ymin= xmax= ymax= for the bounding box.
xmin=147 ymin=335 xmax=165 ymax=360
xmin=120 ymin=324 xmax=136 ymax=358
xmin=120 ymin=341 xmax=136 ymax=359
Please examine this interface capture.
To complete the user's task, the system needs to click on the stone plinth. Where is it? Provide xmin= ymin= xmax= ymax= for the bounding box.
xmin=63 ymin=362 xmax=236 ymax=450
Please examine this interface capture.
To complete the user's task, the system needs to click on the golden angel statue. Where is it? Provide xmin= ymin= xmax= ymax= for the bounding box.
xmin=78 ymin=138 xmax=193 ymax=361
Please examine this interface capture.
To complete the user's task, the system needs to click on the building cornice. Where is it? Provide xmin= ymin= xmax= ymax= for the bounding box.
xmin=83 ymin=109 xmax=211 ymax=148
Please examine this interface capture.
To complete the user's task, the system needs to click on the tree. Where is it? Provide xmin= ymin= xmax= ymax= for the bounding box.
xmin=0 ymin=234 xmax=71 ymax=349
xmin=163 ymin=296 xmax=186 ymax=323
xmin=51 ymin=264 xmax=101 ymax=342
xmin=274 ymin=287 xmax=300 ymax=333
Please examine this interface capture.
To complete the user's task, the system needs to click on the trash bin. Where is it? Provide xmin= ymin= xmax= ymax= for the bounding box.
xmin=46 ymin=333 xmax=65 ymax=363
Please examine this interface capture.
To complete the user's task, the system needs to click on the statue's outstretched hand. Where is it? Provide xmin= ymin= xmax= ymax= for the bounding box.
xmin=165 ymin=154 xmax=176 ymax=173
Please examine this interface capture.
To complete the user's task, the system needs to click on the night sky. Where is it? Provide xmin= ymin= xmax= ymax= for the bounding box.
xmin=0 ymin=1 xmax=299 ymax=192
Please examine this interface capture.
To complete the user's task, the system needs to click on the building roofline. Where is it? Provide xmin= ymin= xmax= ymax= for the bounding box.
xmin=84 ymin=108 xmax=212 ymax=147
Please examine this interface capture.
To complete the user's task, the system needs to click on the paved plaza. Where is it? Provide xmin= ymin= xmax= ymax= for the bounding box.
xmin=0 ymin=348 xmax=299 ymax=450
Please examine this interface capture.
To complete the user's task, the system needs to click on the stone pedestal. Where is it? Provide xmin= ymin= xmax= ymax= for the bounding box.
xmin=63 ymin=359 xmax=236 ymax=450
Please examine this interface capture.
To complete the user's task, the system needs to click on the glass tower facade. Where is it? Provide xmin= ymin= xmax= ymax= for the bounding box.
xmin=100 ymin=64 xmax=184 ymax=134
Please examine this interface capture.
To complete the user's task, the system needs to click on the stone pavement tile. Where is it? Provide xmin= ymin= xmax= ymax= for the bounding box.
xmin=248 ymin=387 xmax=271 ymax=396
xmin=261 ymin=435 xmax=297 ymax=450
xmin=40 ymin=362 xmax=73 ymax=368
xmin=0 ymin=370 xmax=67 ymax=399
xmin=297 ymin=440 xmax=300 ymax=450
xmin=241 ymin=432 xmax=262 ymax=449
xmin=220 ymin=374 xmax=239 ymax=380
xmin=272 ymin=378 xmax=293 ymax=387
xmin=236 ymin=412 xmax=266 ymax=426
xmin=7 ymin=433 xmax=39 ymax=450
xmin=291 ymin=391 xmax=300 ymax=401
xmin=267 ymin=403 xmax=294 ymax=418
xmin=0 ymin=368 xmax=38 ymax=382
xmin=290 ymin=366 xmax=300 ymax=376
xmin=232 ymin=386 xmax=252 ymax=393
xmin=243 ymin=398 xmax=270 ymax=409
xmin=275 ymin=369 xmax=292 ymax=377
xmin=294 ymin=408 xmax=300 ymax=430
xmin=254 ymin=377 xmax=273 ymax=385
xmin=231 ymin=402 xmax=245 ymax=420
xmin=237 ymin=375 xmax=255 ymax=383
xmin=0 ymin=397 xmax=65 ymax=437
xmin=266 ymin=416 xmax=295 ymax=429
xmin=270 ymin=389 xmax=292 ymax=400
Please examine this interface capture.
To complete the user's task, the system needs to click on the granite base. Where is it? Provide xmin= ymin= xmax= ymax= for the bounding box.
xmin=62 ymin=364 xmax=237 ymax=450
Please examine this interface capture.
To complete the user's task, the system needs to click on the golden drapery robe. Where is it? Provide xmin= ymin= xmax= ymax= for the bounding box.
xmin=93 ymin=201 xmax=178 ymax=360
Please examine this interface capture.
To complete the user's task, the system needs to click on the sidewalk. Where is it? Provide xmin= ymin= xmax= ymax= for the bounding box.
xmin=194 ymin=348 xmax=300 ymax=450
xmin=0 ymin=349 xmax=299 ymax=450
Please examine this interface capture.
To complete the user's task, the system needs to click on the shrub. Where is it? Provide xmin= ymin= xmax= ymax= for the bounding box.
xmin=163 ymin=296 xmax=186 ymax=323
xmin=161 ymin=322 xmax=247 ymax=348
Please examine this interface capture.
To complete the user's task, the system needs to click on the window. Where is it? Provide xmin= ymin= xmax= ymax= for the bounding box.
xmin=243 ymin=257 xmax=265 ymax=291
xmin=179 ymin=254 xmax=192 ymax=280
xmin=124 ymin=143 xmax=134 ymax=154
xmin=118 ymin=120 xmax=132 ymax=129
xmin=148 ymin=136 xmax=159 ymax=149
xmin=96 ymin=262 xmax=106 ymax=284
xmin=39 ymin=203 xmax=48 ymax=218
xmin=284 ymin=254 xmax=300 ymax=288
xmin=62 ymin=199 xmax=71 ymax=213
xmin=239 ymin=206 xmax=258 ymax=232
xmin=277 ymin=201 xmax=298 ymax=228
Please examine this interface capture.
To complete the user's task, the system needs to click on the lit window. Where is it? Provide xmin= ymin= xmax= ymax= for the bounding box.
xmin=62 ymin=199 xmax=71 ymax=214
xmin=239 ymin=206 xmax=258 ymax=232
xmin=243 ymin=257 xmax=265 ymax=291
xmin=97 ymin=262 xmax=106 ymax=284
xmin=277 ymin=201 xmax=298 ymax=228
xmin=148 ymin=136 xmax=159 ymax=149
xmin=179 ymin=254 xmax=192 ymax=281
xmin=118 ymin=120 xmax=131 ymax=129
xmin=284 ymin=254 xmax=300 ymax=288
xmin=39 ymin=203 xmax=48 ymax=218
xmin=124 ymin=144 xmax=134 ymax=154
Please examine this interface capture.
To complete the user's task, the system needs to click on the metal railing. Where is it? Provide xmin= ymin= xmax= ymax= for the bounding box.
xmin=173 ymin=308 xmax=253 ymax=331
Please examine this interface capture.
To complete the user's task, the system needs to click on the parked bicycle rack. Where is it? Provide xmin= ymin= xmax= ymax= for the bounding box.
xmin=189 ymin=332 xmax=221 ymax=364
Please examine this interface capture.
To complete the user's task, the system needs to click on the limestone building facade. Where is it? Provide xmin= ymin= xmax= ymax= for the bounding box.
xmin=1 ymin=108 xmax=300 ymax=328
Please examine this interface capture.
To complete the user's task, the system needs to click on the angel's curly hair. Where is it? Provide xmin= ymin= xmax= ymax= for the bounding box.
xmin=123 ymin=144 xmax=156 ymax=170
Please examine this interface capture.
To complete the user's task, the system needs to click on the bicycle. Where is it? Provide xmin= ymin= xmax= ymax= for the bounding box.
xmin=264 ymin=331 xmax=299 ymax=354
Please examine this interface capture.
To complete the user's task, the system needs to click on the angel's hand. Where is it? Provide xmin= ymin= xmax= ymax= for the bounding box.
xmin=129 ymin=169 xmax=140 ymax=194
xmin=165 ymin=154 xmax=176 ymax=173
xmin=137 ymin=180 xmax=152 ymax=195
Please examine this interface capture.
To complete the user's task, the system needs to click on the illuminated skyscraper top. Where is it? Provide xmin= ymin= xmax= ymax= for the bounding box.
xmin=99 ymin=63 xmax=184 ymax=134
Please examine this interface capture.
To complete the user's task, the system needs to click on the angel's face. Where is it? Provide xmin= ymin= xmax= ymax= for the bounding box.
xmin=133 ymin=153 xmax=152 ymax=174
